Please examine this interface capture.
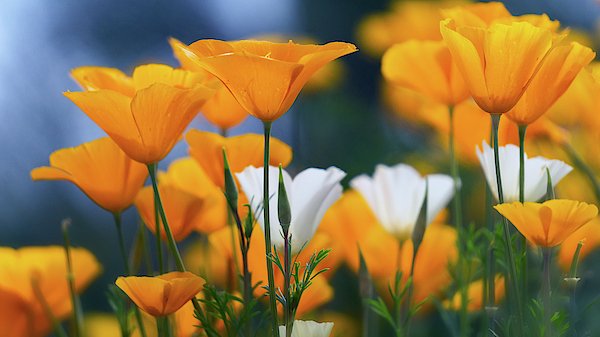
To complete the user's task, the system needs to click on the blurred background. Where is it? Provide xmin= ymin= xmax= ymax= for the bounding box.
xmin=2 ymin=0 xmax=600 ymax=324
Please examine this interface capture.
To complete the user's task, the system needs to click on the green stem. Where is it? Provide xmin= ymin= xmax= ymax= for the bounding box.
xmin=231 ymin=206 xmax=252 ymax=336
xmin=542 ymin=247 xmax=551 ymax=336
xmin=491 ymin=113 xmax=524 ymax=337
xmin=518 ymin=124 xmax=528 ymax=310
xmin=31 ymin=276 xmax=69 ymax=337
xmin=138 ymin=220 xmax=154 ymax=276
xmin=284 ymin=230 xmax=292 ymax=337
xmin=61 ymin=220 xmax=82 ymax=337
xmin=146 ymin=162 xmax=210 ymax=335
xmin=485 ymin=179 xmax=496 ymax=335
xmin=448 ymin=105 xmax=462 ymax=229
xmin=153 ymin=180 xmax=164 ymax=275
xmin=113 ymin=213 xmax=148 ymax=337
xmin=262 ymin=121 xmax=280 ymax=337
xmin=563 ymin=142 xmax=600 ymax=204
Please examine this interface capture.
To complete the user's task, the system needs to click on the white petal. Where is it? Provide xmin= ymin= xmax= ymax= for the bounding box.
xmin=290 ymin=166 xmax=345 ymax=253
xmin=279 ymin=320 xmax=335 ymax=337
xmin=425 ymin=174 xmax=455 ymax=225
xmin=476 ymin=140 xmax=573 ymax=203
xmin=236 ymin=165 xmax=292 ymax=250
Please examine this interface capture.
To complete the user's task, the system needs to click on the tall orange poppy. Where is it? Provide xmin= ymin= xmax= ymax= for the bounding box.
xmin=64 ymin=64 xmax=216 ymax=163
xmin=171 ymin=39 xmax=357 ymax=121
xmin=116 ymin=271 xmax=205 ymax=317
xmin=494 ymin=200 xmax=598 ymax=247
xmin=31 ymin=137 xmax=148 ymax=212
xmin=440 ymin=18 xmax=557 ymax=113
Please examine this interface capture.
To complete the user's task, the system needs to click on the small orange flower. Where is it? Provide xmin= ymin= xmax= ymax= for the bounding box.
xmin=0 ymin=246 xmax=102 ymax=337
xmin=505 ymin=42 xmax=595 ymax=125
xmin=494 ymin=200 xmax=598 ymax=247
xmin=64 ymin=64 xmax=216 ymax=163
xmin=440 ymin=18 xmax=556 ymax=113
xmin=171 ymin=39 xmax=357 ymax=121
xmin=186 ymin=130 xmax=293 ymax=190
xmin=382 ymin=39 xmax=470 ymax=106
xmin=31 ymin=137 xmax=148 ymax=212
xmin=116 ymin=271 xmax=205 ymax=317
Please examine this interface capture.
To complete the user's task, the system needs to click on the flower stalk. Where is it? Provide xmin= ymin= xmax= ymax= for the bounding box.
xmin=61 ymin=219 xmax=82 ymax=337
xmin=278 ymin=165 xmax=293 ymax=337
xmin=518 ymin=124 xmax=528 ymax=305
xmin=491 ymin=113 xmax=524 ymax=336
xmin=263 ymin=121 xmax=281 ymax=336
xmin=542 ymin=247 xmax=552 ymax=336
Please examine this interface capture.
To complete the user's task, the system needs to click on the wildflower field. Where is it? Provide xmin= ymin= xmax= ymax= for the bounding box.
xmin=7 ymin=0 xmax=600 ymax=336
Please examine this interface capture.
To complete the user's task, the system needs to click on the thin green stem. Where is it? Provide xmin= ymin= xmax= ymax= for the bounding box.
xmin=146 ymin=163 xmax=210 ymax=335
xmin=154 ymin=184 xmax=164 ymax=275
xmin=542 ymin=247 xmax=551 ymax=336
xmin=262 ymin=121 xmax=280 ymax=336
xmin=563 ymin=142 xmax=600 ymax=204
xmin=491 ymin=113 xmax=524 ymax=337
xmin=113 ymin=213 xmax=148 ymax=337
xmin=31 ymin=276 xmax=69 ymax=337
xmin=284 ymin=230 xmax=292 ymax=337
xmin=518 ymin=124 xmax=528 ymax=310
xmin=61 ymin=220 xmax=82 ymax=337
xmin=138 ymin=221 xmax=154 ymax=276
xmin=448 ymin=105 xmax=463 ymax=229
xmin=486 ymin=180 xmax=496 ymax=336
xmin=231 ymin=206 xmax=252 ymax=336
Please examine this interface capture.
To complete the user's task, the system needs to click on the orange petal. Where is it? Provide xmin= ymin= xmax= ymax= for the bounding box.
xmin=483 ymin=21 xmax=553 ymax=113
xmin=70 ymin=66 xmax=135 ymax=97
xmin=31 ymin=137 xmax=148 ymax=212
xmin=506 ymin=42 xmax=595 ymax=125
xmin=116 ymin=272 xmax=204 ymax=317
xmin=132 ymin=64 xmax=208 ymax=91
xmin=135 ymin=184 xmax=203 ymax=242
xmin=186 ymin=130 xmax=292 ymax=189
xmin=129 ymin=82 xmax=215 ymax=163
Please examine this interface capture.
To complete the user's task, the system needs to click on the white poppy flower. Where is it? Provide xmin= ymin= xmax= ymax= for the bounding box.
xmin=476 ymin=140 xmax=573 ymax=203
xmin=350 ymin=163 xmax=454 ymax=239
xmin=279 ymin=320 xmax=335 ymax=337
xmin=236 ymin=165 xmax=346 ymax=254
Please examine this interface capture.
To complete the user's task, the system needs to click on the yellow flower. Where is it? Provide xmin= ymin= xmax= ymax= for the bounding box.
xmin=116 ymin=271 xmax=205 ymax=317
xmin=31 ymin=137 xmax=148 ymax=212
xmin=505 ymin=42 xmax=595 ymax=125
xmin=186 ymin=130 xmax=293 ymax=190
xmin=171 ymin=39 xmax=357 ymax=121
xmin=0 ymin=246 xmax=102 ymax=337
xmin=382 ymin=39 xmax=470 ymax=106
xmin=440 ymin=18 xmax=556 ymax=113
xmin=494 ymin=200 xmax=598 ymax=247
xmin=64 ymin=64 xmax=216 ymax=163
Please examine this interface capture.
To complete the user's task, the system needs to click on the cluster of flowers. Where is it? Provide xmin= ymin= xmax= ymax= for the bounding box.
xmin=6 ymin=0 xmax=600 ymax=336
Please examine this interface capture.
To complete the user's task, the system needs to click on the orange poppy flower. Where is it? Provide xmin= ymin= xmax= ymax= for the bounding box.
xmin=116 ymin=271 xmax=205 ymax=317
xmin=171 ymin=39 xmax=357 ymax=121
xmin=494 ymin=200 xmax=598 ymax=247
xmin=0 ymin=246 xmax=102 ymax=337
xmin=186 ymin=130 xmax=293 ymax=190
xmin=64 ymin=64 xmax=216 ymax=163
xmin=31 ymin=137 xmax=148 ymax=212
xmin=170 ymin=38 xmax=249 ymax=130
xmin=505 ymin=42 xmax=595 ymax=125
xmin=382 ymin=39 xmax=470 ymax=106
xmin=440 ymin=18 xmax=556 ymax=113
